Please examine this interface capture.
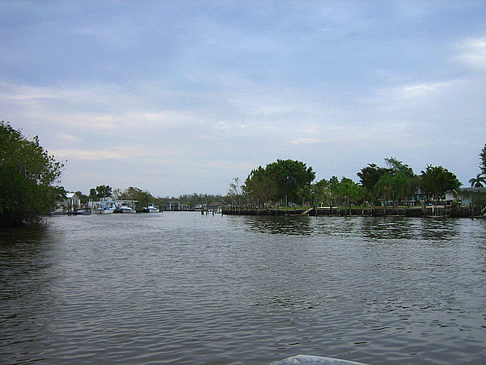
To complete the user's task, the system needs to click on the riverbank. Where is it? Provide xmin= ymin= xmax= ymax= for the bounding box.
xmin=222 ymin=205 xmax=485 ymax=218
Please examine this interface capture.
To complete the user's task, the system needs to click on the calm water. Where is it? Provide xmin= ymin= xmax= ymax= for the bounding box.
xmin=1 ymin=213 xmax=485 ymax=364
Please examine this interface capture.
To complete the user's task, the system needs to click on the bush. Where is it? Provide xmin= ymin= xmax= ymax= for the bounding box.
xmin=0 ymin=121 xmax=65 ymax=226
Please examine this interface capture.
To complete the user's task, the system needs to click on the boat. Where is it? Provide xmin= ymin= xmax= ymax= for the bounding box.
xmin=118 ymin=205 xmax=136 ymax=213
xmin=94 ymin=206 xmax=115 ymax=214
xmin=73 ymin=209 xmax=91 ymax=215
xmin=93 ymin=200 xmax=116 ymax=214
xmin=144 ymin=203 xmax=160 ymax=213
xmin=50 ymin=207 xmax=67 ymax=215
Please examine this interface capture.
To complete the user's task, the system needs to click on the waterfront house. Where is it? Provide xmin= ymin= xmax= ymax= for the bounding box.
xmin=457 ymin=187 xmax=486 ymax=206
xmin=55 ymin=192 xmax=80 ymax=213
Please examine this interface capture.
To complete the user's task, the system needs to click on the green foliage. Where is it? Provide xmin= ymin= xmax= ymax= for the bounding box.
xmin=480 ymin=144 xmax=486 ymax=174
xmin=114 ymin=186 xmax=154 ymax=209
xmin=177 ymin=193 xmax=224 ymax=206
xmin=335 ymin=177 xmax=365 ymax=207
xmin=420 ymin=165 xmax=461 ymax=203
xmin=360 ymin=157 xmax=418 ymax=205
xmin=264 ymin=159 xmax=315 ymax=204
xmin=86 ymin=185 xmax=112 ymax=200
xmin=75 ymin=191 xmax=89 ymax=204
xmin=312 ymin=176 xmax=364 ymax=208
xmin=96 ymin=185 xmax=112 ymax=199
xmin=384 ymin=157 xmax=414 ymax=177
xmin=0 ymin=121 xmax=65 ymax=226
xmin=312 ymin=178 xmax=332 ymax=206
xmin=243 ymin=159 xmax=315 ymax=206
xmin=469 ymin=173 xmax=486 ymax=187
xmin=243 ymin=167 xmax=276 ymax=207
xmin=357 ymin=163 xmax=389 ymax=199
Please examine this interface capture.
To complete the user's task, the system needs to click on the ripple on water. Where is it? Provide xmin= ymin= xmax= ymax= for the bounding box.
xmin=1 ymin=214 xmax=485 ymax=364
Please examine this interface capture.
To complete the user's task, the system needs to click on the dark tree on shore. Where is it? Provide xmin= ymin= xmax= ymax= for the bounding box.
xmin=420 ymin=165 xmax=461 ymax=205
xmin=0 ymin=121 xmax=65 ymax=226
xmin=243 ymin=166 xmax=277 ymax=207
xmin=95 ymin=185 xmax=112 ymax=198
xmin=358 ymin=158 xmax=417 ymax=205
xmin=244 ymin=159 xmax=315 ymax=206
xmin=357 ymin=163 xmax=389 ymax=201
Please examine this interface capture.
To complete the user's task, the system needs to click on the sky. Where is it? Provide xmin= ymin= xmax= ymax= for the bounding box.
xmin=1 ymin=1 xmax=485 ymax=197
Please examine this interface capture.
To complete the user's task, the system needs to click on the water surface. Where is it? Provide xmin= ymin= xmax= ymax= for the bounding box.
xmin=1 ymin=213 xmax=485 ymax=364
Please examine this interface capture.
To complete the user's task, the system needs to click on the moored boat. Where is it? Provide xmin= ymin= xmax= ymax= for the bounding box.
xmin=93 ymin=200 xmax=116 ymax=214
xmin=118 ymin=205 xmax=136 ymax=213
xmin=94 ymin=206 xmax=115 ymax=214
xmin=73 ymin=209 xmax=91 ymax=215
xmin=144 ymin=203 xmax=160 ymax=213
xmin=50 ymin=207 xmax=67 ymax=215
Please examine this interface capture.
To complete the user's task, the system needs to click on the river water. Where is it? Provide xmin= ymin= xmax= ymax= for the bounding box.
xmin=1 ymin=213 xmax=485 ymax=364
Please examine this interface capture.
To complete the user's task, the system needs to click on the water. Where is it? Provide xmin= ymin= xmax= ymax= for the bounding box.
xmin=1 ymin=213 xmax=485 ymax=364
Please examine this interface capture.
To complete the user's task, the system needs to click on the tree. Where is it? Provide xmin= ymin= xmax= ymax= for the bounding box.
xmin=95 ymin=185 xmax=112 ymax=199
xmin=228 ymin=177 xmax=243 ymax=208
xmin=357 ymin=163 xmax=389 ymax=201
xmin=243 ymin=166 xmax=276 ymax=207
xmin=469 ymin=173 xmax=486 ymax=187
xmin=384 ymin=157 xmax=414 ymax=177
xmin=264 ymin=159 xmax=315 ymax=205
xmin=241 ymin=159 xmax=315 ymax=207
xmin=335 ymin=177 xmax=364 ymax=213
xmin=420 ymin=165 xmax=461 ymax=205
xmin=359 ymin=158 xmax=417 ymax=205
xmin=313 ymin=178 xmax=332 ymax=207
xmin=480 ymin=144 xmax=486 ymax=174
xmin=114 ymin=186 xmax=154 ymax=209
xmin=0 ymin=121 xmax=65 ymax=226
xmin=374 ymin=173 xmax=395 ymax=206
xmin=75 ymin=191 xmax=89 ymax=204
xmin=89 ymin=188 xmax=98 ymax=201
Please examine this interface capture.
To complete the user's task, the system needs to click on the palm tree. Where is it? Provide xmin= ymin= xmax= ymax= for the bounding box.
xmin=469 ymin=173 xmax=486 ymax=187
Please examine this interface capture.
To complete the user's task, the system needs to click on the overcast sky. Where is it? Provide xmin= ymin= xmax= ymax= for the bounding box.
xmin=1 ymin=1 xmax=485 ymax=196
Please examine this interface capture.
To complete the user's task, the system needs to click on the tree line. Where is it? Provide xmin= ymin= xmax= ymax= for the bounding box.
xmin=232 ymin=151 xmax=486 ymax=210
xmin=1 ymin=120 xmax=484 ymax=226
xmin=76 ymin=186 xmax=226 ymax=211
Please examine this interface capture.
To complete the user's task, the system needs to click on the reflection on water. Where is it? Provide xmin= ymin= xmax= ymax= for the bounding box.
xmin=359 ymin=217 xmax=417 ymax=240
xmin=243 ymin=215 xmax=314 ymax=235
xmin=0 ymin=225 xmax=59 ymax=363
xmin=1 ymin=214 xmax=485 ymax=364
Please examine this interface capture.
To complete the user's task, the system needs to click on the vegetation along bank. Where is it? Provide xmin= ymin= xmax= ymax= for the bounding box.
xmin=1 ymin=120 xmax=485 ymax=226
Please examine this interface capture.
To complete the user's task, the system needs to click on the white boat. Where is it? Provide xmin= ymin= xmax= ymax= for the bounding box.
xmin=144 ymin=204 xmax=159 ymax=213
xmin=93 ymin=201 xmax=116 ymax=214
xmin=94 ymin=206 xmax=115 ymax=214
xmin=119 ymin=205 xmax=136 ymax=213
xmin=50 ymin=207 xmax=67 ymax=215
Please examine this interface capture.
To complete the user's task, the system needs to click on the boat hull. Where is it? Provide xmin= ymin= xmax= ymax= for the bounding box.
xmin=94 ymin=209 xmax=115 ymax=214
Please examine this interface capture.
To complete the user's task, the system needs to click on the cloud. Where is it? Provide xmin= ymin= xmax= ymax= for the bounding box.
xmin=291 ymin=138 xmax=323 ymax=145
xmin=455 ymin=35 xmax=486 ymax=70
xmin=52 ymin=145 xmax=155 ymax=161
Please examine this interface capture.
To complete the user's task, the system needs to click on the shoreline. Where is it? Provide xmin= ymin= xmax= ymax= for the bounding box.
xmin=222 ymin=206 xmax=485 ymax=218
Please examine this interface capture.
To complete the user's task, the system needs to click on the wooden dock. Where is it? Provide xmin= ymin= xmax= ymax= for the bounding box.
xmin=222 ymin=206 xmax=484 ymax=218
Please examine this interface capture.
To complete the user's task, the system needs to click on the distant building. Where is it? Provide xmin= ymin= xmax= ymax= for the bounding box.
xmin=164 ymin=202 xmax=192 ymax=211
xmin=457 ymin=187 xmax=486 ymax=206
xmin=55 ymin=192 xmax=80 ymax=212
